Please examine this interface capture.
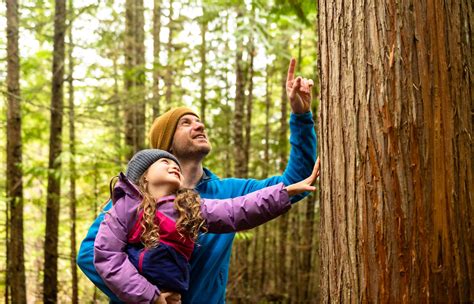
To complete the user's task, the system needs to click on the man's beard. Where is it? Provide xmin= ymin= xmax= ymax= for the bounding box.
xmin=171 ymin=141 xmax=211 ymax=160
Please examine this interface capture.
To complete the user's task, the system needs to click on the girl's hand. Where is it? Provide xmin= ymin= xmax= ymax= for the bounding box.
xmin=155 ymin=291 xmax=181 ymax=304
xmin=285 ymin=157 xmax=320 ymax=196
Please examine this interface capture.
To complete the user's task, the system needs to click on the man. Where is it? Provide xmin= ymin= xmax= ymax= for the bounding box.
xmin=77 ymin=58 xmax=317 ymax=303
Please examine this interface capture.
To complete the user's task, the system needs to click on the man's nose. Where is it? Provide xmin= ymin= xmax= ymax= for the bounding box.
xmin=192 ymin=121 xmax=205 ymax=131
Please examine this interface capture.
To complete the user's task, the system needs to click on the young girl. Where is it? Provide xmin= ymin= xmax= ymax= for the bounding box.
xmin=94 ymin=149 xmax=319 ymax=304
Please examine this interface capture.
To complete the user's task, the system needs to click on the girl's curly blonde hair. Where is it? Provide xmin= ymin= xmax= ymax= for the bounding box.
xmin=136 ymin=173 xmax=207 ymax=249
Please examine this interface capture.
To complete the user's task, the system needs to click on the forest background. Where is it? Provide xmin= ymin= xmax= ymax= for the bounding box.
xmin=1 ymin=0 xmax=320 ymax=302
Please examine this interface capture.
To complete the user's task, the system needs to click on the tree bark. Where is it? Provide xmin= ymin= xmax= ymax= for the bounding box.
xmin=43 ymin=0 xmax=66 ymax=302
xmin=318 ymin=0 xmax=473 ymax=302
xmin=67 ymin=0 xmax=78 ymax=301
xmin=124 ymin=0 xmax=146 ymax=158
xmin=6 ymin=0 xmax=26 ymax=302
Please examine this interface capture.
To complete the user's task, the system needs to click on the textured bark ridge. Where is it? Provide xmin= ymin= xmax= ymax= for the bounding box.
xmin=318 ymin=0 xmax=473 ymax=302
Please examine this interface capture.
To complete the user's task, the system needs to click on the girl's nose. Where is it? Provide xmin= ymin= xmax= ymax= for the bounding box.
xmin=170 ymin=162 xmax=180 ymax=170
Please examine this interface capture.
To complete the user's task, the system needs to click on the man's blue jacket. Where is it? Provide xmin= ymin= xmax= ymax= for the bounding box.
xmin=77 ymin=112 xmax=317 ymax=303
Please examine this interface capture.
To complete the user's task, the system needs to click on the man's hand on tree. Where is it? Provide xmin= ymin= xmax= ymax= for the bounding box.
xmin=286 ymin=58 xmax=314 ymax=114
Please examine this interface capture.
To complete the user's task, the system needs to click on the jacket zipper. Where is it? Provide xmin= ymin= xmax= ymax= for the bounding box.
xmin=138 ymin=248 xmax=147 ymax=273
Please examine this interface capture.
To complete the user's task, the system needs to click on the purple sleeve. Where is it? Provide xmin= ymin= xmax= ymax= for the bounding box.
xmin=201 ymin=183 xmax=291 ymax=233
xmin=94 ymin=196 xmax=160 ymax=303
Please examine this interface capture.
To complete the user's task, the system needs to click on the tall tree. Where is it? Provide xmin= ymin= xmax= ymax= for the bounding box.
xmin=67 ymin=0 xmax=78 ymax=302
xmin=319 ymin=0 xmax=473 ymax=302
xmin=277 ymin=57 xmax=289 ymax=298
xmin=233 ymin=9 xmax=246 ymax=178
xmin=243 ymin=28 xmax=255 ymax=178
xmin=43 ymin=0 xmax=66 ymax=302
xmin=124 ymin=0 xmax=146 ymax=158
xmin=199 ymin=19 xmax=207 ymax=125
xmin=152 ymin=0 xmax=162 ymax=119
xmin=164 ymin=0 xmax=174 ymax=107
xmin=6 ymin=0 xmax=27 ymax=302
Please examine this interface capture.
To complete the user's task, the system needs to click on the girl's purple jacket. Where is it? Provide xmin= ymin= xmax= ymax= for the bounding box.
xmin=94 ymin=173 xmax=291 ymax=303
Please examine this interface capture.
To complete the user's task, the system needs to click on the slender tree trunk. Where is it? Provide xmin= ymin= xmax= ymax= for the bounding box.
xmin=319 ymin=0 xmax=473 ymax=302
xmin=112 ymin=55 xmax=122 ymax=165
xmin=223 ymin=15 xmax=231 ymax=178
xmin=244 ymin=36 xmax=255 ymax=178
xmin=5 ymin=201 xmax=10 ymax=304
xmin=199 ymin=20 xmax=207 ymax=125
xmin=67 ymin=1 xmax=78 ymax=302
xmin=152 ymin=0 xmax=161 ymax=119
xmin=6 ymin=0 xmax=26 ymax=302
xmin=233 ymin=10 xmax=246 ymax=178
xmin=43 ymin=0 xmax=66 ymax=302
xmin=165 ymin=0 xmax=173 ymax=108
xmin=278 ymin=63 xmax=288 ymax=172
xmin=259 ymin=63 xmax=272 ymax=294
xmin=278 ymin=59 xmax=289 ymax=299
xmin=124 ymin=0 xmax=146 ymax=159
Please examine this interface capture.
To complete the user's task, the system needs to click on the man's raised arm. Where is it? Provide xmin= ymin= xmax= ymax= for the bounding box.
xmin=233 ymin=58 xmax=318 ymax=203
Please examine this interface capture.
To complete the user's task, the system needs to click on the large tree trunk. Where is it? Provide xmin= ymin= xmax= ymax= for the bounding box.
xmin=67 ymin=0 xmax=78 ymax=302
xmin=43 ymin=0 xmax=66 ymax=302
xmin=124 ymin=0 xmax=146 ymax=158
xmin=6 ymin=1 xmax=26 ymax=302
xmin=318 ymin=0 xmax=473 ymax=302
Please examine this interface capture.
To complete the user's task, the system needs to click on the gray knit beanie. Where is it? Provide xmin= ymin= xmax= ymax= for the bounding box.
xmin=125 ymin=149 xmax=181 ymax=184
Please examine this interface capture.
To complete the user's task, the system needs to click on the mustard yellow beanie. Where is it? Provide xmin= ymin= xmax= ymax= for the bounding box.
xmin=149 ymin=107 xmax=199 ymax=151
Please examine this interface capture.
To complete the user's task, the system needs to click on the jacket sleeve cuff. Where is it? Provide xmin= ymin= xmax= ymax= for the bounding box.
xmin=150 ymin=288 xmax=160 ymax=304
xmin=289 ymin=111 xmax=314 ymax=126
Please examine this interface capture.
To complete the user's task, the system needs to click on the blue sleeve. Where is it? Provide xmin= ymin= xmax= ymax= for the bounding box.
xmin=77 ymin=200 xmax=123 ymax=303
xmin=233 ymin=112 xmax=317 ymax=203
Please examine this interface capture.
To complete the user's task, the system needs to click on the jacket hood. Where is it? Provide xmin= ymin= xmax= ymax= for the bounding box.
xmin=112 ymin=172 xmax=142 ymax=204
